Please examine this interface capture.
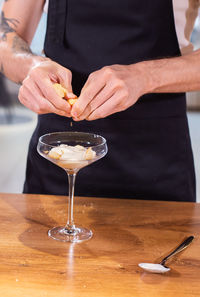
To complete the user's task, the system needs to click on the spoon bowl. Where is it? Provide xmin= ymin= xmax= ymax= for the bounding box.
xmin=138 ymin=263 xmax=170 ymax=274
xmin=138 ymin=236 xmax=194 ymax=274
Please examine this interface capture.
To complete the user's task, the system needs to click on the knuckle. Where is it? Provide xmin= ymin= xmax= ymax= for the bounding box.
xmin=118 ymin=98 xmax=128 ymax=111
xmin=29 ymin=67 xmax=39 ymax=78
xmin=111 ymin=78 xmax=123 ymax=89
xmin=34 ymin=102 xmax=45 ymax=114
xmin=76 ymin=114 xmax=84 ymax=121
xmin=59 ymin=68 xmax=72 ymax=80
xmin=103 ymin=66 xmax=114 ymax=77
xmin=89 ymin=101 xmax=96 ymax=111
xmin=67 ymin=72 xmax=72 ymax=81
xmin=88 ymin=72 xmax=95 ymax=81
xmin=19 ymin=86 xmax=27 ymax=99
xmin=67 ymin=69 xmax=72 ymax=77
xmin=120 ymin=104 xmax=128 ymax=111
xmin=21 ymin=76 xmax=28 ymax=85
xmin=84 ymin=90 xmax=93 ymax=99
xmin=34 ymin=105 xmax=41 ymax=114
xmin=23 ymin=79 xmax=32 ymax=91
xmin=21 ymin=76 xmax=32 ymax=89
xmin=56 ymin=110 xmax=64 ymax=116
xmin=18 ymin=93 xmax=24 ymax=104
xmin=122 ymin=87 xmax=129 ymax=97
xmin=30 ymin=67 xmax=45 ymax=80
xmin=18 ymin=85 xmax=23 ymax=95
xmin=118 ymin=79 xmax=126 ymax=88
xmin=39 ymin=102 xmax=46 ymax=113
xmin=93 ymin=110 xmax=102 ymax=119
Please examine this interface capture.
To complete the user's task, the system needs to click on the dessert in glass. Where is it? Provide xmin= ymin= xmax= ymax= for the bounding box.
xmin=37 ymin=131 xmax=108 ymax=243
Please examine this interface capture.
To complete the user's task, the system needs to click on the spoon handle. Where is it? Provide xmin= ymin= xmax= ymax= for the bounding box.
xmin=160 ymin=236 xmax=194 ymax=266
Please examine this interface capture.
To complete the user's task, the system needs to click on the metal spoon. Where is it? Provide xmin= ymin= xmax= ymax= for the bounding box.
xmin=138 ymin=235 xmax=194 ymax=274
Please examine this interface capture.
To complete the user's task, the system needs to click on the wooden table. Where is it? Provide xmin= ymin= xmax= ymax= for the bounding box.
xmin=0 ymin=193 xmax=199 ymax=297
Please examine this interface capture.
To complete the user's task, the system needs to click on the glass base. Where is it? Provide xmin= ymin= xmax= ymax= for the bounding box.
xmin=48 ymin=226 xmax=93 ymax=243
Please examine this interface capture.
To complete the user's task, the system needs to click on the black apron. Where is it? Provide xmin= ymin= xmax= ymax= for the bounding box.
xmin=24 ymin=0 xmax=196 ymax=202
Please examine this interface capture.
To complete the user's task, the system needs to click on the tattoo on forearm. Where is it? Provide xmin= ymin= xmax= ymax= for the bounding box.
xmin=0 ymin=11 xmax=19 ymax=41
xmin=12 ymin=35 xmax=32 ymax=53
xmin=0 ymin=11 xmax=32 ymax=54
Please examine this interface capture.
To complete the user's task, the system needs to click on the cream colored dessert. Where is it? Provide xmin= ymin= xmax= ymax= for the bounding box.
xmin=48 ymin=144 xmax=96 ymax=170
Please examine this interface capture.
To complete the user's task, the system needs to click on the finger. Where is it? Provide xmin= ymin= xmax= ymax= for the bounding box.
xmin=49 ymin=73 xmax=58 ymax=83
xmin=86 ymin=91 xmax=127 ymax=121
xmin=49 ymin=74 xmax=76 ymax=99
xmin=49 ymin=67 xmax=73 ymax=92
xmin=19 ymin=86 xmax=48 ymax=114
xmin=29 ymin=67 xmax=72 ymax=112
xmin=57 ymin=68 xmax=73 ymax=93
xmin=19 ymin=83 xmax=43 ymax=112
xmin=21 ymin=82 xmax=71 ymax=117
xmin=54 ymin=67 xmax=78 ymax=99
xmin=73 ymin=82 xmax=116 ymax=121
xmin=35 ymin=75 xmax=72 ymax=113
xmin=71 ymin=73 xmax=106 ymax=118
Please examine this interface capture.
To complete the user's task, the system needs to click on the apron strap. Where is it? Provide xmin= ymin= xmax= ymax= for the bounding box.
xmin=47 ymin=0 xmax=68 ymax=44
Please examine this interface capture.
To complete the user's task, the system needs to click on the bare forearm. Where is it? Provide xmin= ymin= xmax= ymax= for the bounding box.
xmin=0 ymin=9 xmax=46 ymax=83
xmin=0 ymin=32 xmax=46 ymax=83
xmin=138 ymin=49 xmax=200 ymax=94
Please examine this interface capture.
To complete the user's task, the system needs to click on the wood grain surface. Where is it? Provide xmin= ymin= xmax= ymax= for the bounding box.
xmin=0 ymin=193 xmax=199 ymax=297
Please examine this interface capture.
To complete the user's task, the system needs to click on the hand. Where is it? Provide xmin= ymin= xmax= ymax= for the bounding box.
xmin=71 ymin=64 xmax=148 ymax=121
xmin=18 ymin=59 xmax=74 ymax=117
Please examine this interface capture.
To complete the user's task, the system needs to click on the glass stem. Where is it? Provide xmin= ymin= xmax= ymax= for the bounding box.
xmin=65 ymin=172 xmax=77 ymax=230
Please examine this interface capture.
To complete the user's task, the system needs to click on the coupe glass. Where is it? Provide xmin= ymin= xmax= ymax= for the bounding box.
xmin=37 ymin=131 xmax=107 ymax=243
